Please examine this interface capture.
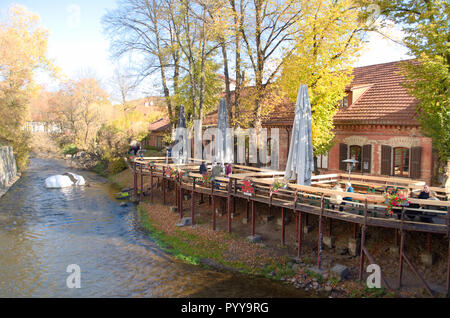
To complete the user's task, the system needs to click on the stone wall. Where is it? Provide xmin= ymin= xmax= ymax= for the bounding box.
xmin=0 ymin=146 xmax=19 ymax=198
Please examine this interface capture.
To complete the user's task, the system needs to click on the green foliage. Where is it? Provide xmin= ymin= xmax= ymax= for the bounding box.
xmin=371 ymin=0 xmax=450 ymax=163
xmin=347 ymin=286 xmax=392 ymax=298
xmin=91 ymin=161 xmax=108 ymax=177
xmin=305 ymin=269 xmax=325 ymax=283
xmin=62 ymin=143 xmax=78 ymax=156
xmin=108 ymin=157 xmax=128 ymax=175
xmin=171 ymin=58 xmax=223 ymax=126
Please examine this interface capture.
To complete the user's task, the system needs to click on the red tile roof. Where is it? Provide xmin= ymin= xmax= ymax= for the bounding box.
xmin=263 ymin=60 xmax=420 ymax=126
xmin=333 ymin=60 xmax=419 ymax=125
xmin=204 ymin=60 xmax=420 ymax=127
xmin=148 ymin=118 xmax=170 ymax=132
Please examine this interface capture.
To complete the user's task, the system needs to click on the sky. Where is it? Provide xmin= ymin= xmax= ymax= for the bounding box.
xmin=1 ymin=0 xmax=413 ymax=98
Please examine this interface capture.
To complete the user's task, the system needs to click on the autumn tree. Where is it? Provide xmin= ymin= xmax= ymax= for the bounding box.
xmin=49 ymin=78 xmax=110 ymax=153
xmin=239 ymin=0 xmax=302 ymax=128
xmin=103 ymin=0 xmax=181 ymax=126
xmin=370 ymin=0 xmax=449 ymax=167
xmin=279 ymin=0 xmax=368 ymax=164
xmin=0 ymin=5 xmax=56 ymax=169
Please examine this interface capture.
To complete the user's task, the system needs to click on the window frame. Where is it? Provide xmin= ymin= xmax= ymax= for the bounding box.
xmin=349 ymin=145 xmax=362 ymax=172
xmin=393 ymin=147 xmax=410 ymax=177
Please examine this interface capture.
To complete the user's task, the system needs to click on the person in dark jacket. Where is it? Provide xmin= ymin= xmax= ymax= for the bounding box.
xmin=199 ymin=162 xmax=207 ymax=175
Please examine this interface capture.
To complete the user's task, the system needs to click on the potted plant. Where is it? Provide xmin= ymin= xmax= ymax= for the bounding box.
xmin=198 ymin=174 xmax=212 ymax=186
xmin=270 ymin=180 xmax=286 ymax=194
xmin=385 ymin=192 xmax=410 ymax=215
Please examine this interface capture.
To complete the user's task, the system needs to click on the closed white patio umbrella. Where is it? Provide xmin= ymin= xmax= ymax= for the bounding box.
xmin=284 ymin=84 xmax=314 ymax=185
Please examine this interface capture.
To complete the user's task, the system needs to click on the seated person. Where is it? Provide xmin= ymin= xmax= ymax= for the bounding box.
xmin=225 ymin=163 xmax=232 ymax=177
xmin=419 ymin=189 xmax=440 ymax=223
xmin=210 ymin=161 xmax=223 ymax=189
xmin=343 ymin=182 xmax=354 ymax=202
xmin=418 ymin=185 xmax=430 ymax=200
xmin=330 ymin=184 xmax=343 ymax=210
xmin=199 ymin=162 xmax=207 ymax=175
xmin=397 ymin=188 xmax=420 ymax=220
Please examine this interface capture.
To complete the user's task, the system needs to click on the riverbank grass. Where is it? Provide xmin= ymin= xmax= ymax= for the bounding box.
xmin=137 ymin=204 xmax=293 ymax=279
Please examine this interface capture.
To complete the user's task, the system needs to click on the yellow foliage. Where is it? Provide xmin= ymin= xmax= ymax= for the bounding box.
xmin=0 ymin=4 xmax=57 ymax=169
xmin=278 ymin=0 xmax=364 ymax=155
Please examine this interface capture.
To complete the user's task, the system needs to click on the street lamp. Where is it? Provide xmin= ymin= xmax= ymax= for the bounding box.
xmin=342 ymin=158 xmax=358 ymax=183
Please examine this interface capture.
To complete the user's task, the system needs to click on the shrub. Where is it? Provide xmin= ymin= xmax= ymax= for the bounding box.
xmin=108 ymin=157 xmax=128 ymax=175
xmin=91 ymin=161 xmax=108 ymax=176
xmin=62 ymin=144 xmax=78 ymax=156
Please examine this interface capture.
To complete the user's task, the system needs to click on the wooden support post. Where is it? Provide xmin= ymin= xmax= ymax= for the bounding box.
xmin=227 ymin=180 xmax=232 ymax=233
xmin=447 ymin=238 xmax=450 ymax=297
xmin=398 ymin=208 xmax=405 ymax=289
xmin=246 ymin=199 xmax=250 ymax=221
xmin=175 ymin=182 xmax=178 ymax=208
xmin=139 ymin=163 xmax=143 ymax=201
xmin=447 ymin=206 xmax=450 ymax=296
xmin=317 ymin=194 xmax=325 ymax=269
xmin=251 ymin=200 xmax=256 ymax=237
xmin=297 ymin=212 xmax=303 ymax=259
xmin=133 ymin=162 xmax=137 ymax=198
xmin=281 ymin=207 xmax=285 ymax=245
xmin=359 ymin=199 xmax=368 ymax=283
xmin=191 ymin=179 xmax=196 ymax=225
xmin=163 ymin=177 xmax=166 ymax=205
xmin=328 ymin=218 xmax=332 ymax=237
xmin=179 ymin=184 xmax=183 ymax=219
xmin=359 ymin=225 xmax=366 ymax=282
xmin=150 ymin=167 xmax=154 ymax=204
xmin=212 ymin=183 xmax=216 ymax=231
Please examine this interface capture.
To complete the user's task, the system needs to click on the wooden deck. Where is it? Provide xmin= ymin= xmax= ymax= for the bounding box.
xmin=129 ymin=157 xmax=450 ymax=296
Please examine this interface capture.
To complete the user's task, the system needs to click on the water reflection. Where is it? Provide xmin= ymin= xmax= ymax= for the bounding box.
xmin=0 ymin=158 xmax=310 ymax=298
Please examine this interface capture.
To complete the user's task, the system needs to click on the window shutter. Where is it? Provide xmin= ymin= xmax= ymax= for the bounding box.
xmin=339 ymin=143 xmax=347 ymax=171
xmin=410 ymin=147 xmax=422 ymax=179
xmin=381 ymin=145 xmax=392 ymax=176
xmin=362 ymin=144 xmax=372 ymax=173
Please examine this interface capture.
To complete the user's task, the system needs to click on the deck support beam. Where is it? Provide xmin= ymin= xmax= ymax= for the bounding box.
xmin=252 ymin=200 xmax=256 ymax=237
xmin=191 ymin=179 xmax=196 ymax=225
xmin=140 ymin=163 xmax=143 ymax=202
xmin=297 ymin=212 xmax=303 ymax=258
xmin=150 ymin=167 xmax=154 ymax=204
xmin=281 ymin=208 xmax=285 ymax=245
xmin=227 ymin=180 xmax=232 ymax=233
xmin=212 ymin=183 xmax=216 ymax=231
xmin=317 ymin=194 xmax=325 ymax=268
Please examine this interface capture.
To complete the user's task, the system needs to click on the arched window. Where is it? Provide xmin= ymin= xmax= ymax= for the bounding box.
xmin=393 ymin=147 xmax=409 ymax=176
xmin=349 ymin=145 xmax=362 ymax=171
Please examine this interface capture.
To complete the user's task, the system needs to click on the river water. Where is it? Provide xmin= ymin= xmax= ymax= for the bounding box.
xmin=0 ymin=158 xmax=309 ymax=297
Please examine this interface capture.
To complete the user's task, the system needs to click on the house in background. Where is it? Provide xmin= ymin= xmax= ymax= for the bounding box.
xmin=265 ymin=60 xmax=435 ymax=184
xmin=144 ymin=118 xmax=170 ymax=149
xmin=204 ymin=60 xmax=437 ymax=184
xmin=329 ymin=60 xmax=433 ymax=183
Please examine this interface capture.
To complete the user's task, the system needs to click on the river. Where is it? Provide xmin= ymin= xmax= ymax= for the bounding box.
xmin=0 ymin=157 xmax=310 ymax=297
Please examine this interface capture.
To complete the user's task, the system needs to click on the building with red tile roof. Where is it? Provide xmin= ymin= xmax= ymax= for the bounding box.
xmin=205 ymin=60 xmax=436 ymax=184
